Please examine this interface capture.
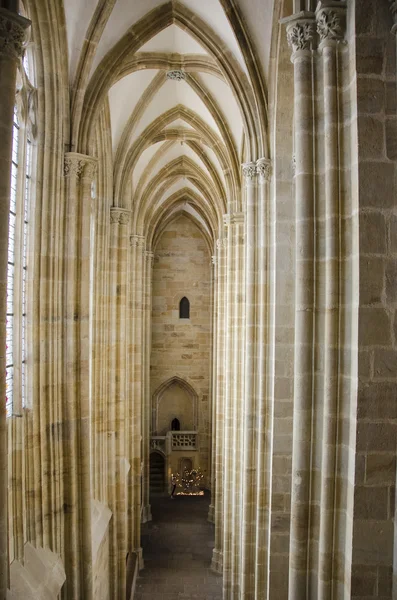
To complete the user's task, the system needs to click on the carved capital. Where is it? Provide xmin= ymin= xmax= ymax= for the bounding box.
xmin=0 ymin=9 xmax=30 ymax=61
xmin=82 ymin=159 xmax=97 ymax=180
xmin=167 ymin=70 xmax=186 ymax=81
xmin=110 ymin=208 xmax=130 ymax=225
xmin=211 ymin=255 xmax=217 ymax=266
xmin=130 ymin=234 xmax=146 ymax=248
xmin=145 ymin=250 xmax=154 ymax=264
xmin=256 ymin=158 xmax=272 ymax=183
xmin=242 ymin=162 xmax=257 ymax=186
xmin=216 ymin=238 xmax=227 ymax=251
xmin=223 ymin=212 xmax=245 ymax=227
xmin=316 ymin=2 xmax=346 ymax=44
xmin=287 ymin=20 xmax=316 ymax=53
xmin=281 ymin=12 xmax=316 ymax=59
xmin=64 ymin=152 xmax=97 ymax=180
xmin=64 ymin=154 xmax=85 ymax=178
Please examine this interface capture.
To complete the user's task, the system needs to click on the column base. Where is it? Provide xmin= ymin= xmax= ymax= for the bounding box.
xmin=211 ymin=549 xmax=223 ymax=574
xmin=141 ymin=504 xmax=152 ymax=523
xmin=207 ymin=503 xmax=215 ymax=523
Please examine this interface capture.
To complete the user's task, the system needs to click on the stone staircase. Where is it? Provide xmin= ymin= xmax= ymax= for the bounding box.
xmin=150 ymin=453 xmax=165 ymax=495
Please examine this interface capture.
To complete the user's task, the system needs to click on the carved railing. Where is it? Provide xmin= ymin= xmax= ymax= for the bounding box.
xmin=171 ymin=431 xmax=198 ymax=451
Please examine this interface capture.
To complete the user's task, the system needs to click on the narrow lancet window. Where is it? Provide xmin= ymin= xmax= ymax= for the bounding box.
xmin=179 ymin=296 xmax=190 ymax=319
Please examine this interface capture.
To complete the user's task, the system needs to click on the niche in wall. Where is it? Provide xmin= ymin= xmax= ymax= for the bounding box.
xmin=152 ymin=376 xmax=198 ymax=435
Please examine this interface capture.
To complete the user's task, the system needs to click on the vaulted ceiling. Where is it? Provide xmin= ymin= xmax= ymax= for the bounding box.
xmin=63 ymin=0 xmax=275 ymax=245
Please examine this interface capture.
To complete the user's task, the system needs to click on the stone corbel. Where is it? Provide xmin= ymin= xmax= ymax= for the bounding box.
xmin=110 ymin=207 xmax=131 ymax=225
xmin=316 ymin=1 xmax=347 ymax=48
xmin=0 ymin=8 xmax=30 ymax=62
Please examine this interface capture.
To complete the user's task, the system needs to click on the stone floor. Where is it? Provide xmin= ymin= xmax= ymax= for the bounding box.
xmin=134 ymin=493 xmax=223 ymax=599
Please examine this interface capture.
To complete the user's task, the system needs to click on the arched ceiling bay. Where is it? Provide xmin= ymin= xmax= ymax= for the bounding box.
xmin=64 ymin=0 xmax=272 ymax=247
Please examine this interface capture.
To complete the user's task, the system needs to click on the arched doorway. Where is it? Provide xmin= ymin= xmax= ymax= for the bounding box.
xmin=149 ymin=451 xmax=166 ymax=496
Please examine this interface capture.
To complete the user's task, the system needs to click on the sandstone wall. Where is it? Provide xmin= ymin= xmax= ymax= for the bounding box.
xmin=151 ymin=214 xmax=212 ymax=485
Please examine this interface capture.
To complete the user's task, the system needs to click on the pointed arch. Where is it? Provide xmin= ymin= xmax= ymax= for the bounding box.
xmin=152 ymin=375 xmax=199 ymax=435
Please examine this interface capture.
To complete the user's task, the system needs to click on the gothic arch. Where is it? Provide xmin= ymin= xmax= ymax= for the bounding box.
xmin=152 ymin=376 xmax=199 ymax=435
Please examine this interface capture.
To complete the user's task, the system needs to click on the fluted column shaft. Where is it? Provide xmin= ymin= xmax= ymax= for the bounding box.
xmin=241 ymin=162 xmax=258 ymax=600
xmin=222 ymin=212 xmax=244 ymax=596
xmin=128 ymin=234 xmax=145 ymax=565
xmin=230 ymin=214 xmax=245 ymax=599
xmin=316 ymin=4 xmax=346 ymax=598
xmin=211 ymin=236 xmax=226 ymax=574
xmin=109 ymin=206 xmax=130 ymax=598
xmin=283 ymin=14 xmax=317 ymax=600
xmin=64 ymin=153 xmax=97 ymax=600
xmin=142 ymin=249 xmax=154 ymax=524
xmin=208 ymin=254 xmax=218 ymax=523
xmin=0 ymin=8 xmax=29 ymax=595
xmin=254 ymin=159 xmax=273 ymax=599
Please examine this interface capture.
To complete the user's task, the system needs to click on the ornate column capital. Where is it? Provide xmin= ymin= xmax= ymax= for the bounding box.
xmin=281 ymin=12 xmax=316 ymax=61
xmin=0 ymin=8 xmax=30 ymax=61
xmin=256 ymin=158 xmax=272 ymax=183
xmin=316 ymin=1 xmax=347 ymax=47
xmin=242 ymin=162 xmax=257 ymax=187
xmin=145 ymin=250 xmax=155 ymax=265
xmin=211 ymin=255 xmax=218 ymax=266
xmin=110 ymin=207 xmax=130 ymax=225
xmin=130 ymin=234 xmax=145 ymax=248
xmin=64 ymin=152 xmax=97 ymax=180
xmin=389 ymin=0 xmax=397 ymax=34
xmin=223 ymin=212 xmax=245 ymax=227
xmin=216 ymin=238 xmax=227 ymax=251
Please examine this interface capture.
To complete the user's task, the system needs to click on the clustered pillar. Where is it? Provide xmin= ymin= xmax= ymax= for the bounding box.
xmin=0 ymin=6 xmax=29 ymax=596
xmin=282 ymin=3 xmax=348 ymax=598
xmin=63 ymin=152 xmax=97 ymax=599
xmin=213 ymin=157 xmax=273 ymax=600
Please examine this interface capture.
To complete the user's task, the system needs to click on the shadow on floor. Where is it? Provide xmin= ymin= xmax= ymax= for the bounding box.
xmin=135 ymin=492 xmax=222 ymax=599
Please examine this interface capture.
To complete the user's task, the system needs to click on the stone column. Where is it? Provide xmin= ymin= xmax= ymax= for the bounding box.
xmin=109 ymin=206 xmax=130 ymax=599
xmin=0 ymin=8 xmax=29 ymax=595
xmin=128 ymin=233 xmax=145 ymax=567
xmin=228 ymin=212 xmax=245 ymax=599
xmin=222 ymin=211 xmax=244 ymax=596
xmin=142 ymin=249 xmax=154 ymax=524
xmin=64 ymin=152 xmax=97 ymax=600
xmin=315 ymin=4 xmax=346 ymax=598
xmin=254 ymin=158 xmax=273 ymax=598
xmin=240 ymin=161 xmax=259 ymax=599
xmin=282 ymin=13 xmax=317 ymax=599
xmin=208 ymin=253 xmax=217 ymax=524
xmin=211 ymin=236 xmax=226 ymax=574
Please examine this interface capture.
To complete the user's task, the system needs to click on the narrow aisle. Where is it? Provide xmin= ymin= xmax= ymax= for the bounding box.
xmin=135 ymin=493 xmax=222 ymax=600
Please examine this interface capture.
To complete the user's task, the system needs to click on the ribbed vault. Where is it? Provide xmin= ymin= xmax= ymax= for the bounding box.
xmin=64 ymin=0 xmax=269 ymax=246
